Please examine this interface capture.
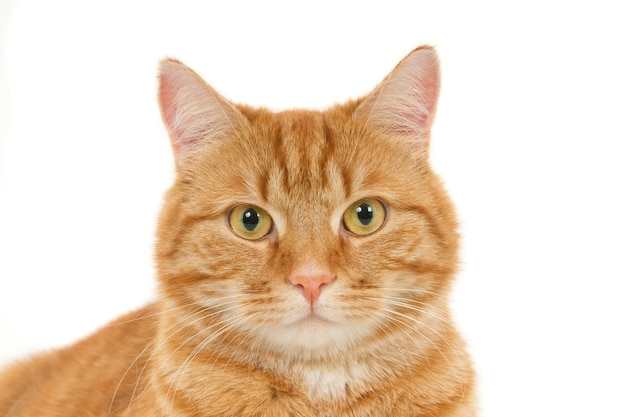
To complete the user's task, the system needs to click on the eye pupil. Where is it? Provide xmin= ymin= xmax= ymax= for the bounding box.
xmin=356 ymin=203 xmax=373 ymax=225
xmin=242 ymin=209 xmax=260 ymax=231
xmin=342 ymin=198 xmax=386 ymax=236
xmin=229 ymin=205 xmax=272 ymax=240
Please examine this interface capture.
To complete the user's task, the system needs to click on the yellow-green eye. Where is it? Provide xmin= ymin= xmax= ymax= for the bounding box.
xmin=229 ymin=205 xmax=273 ymax=240
xmin=342 ymin=198 xmax=386 ymax=236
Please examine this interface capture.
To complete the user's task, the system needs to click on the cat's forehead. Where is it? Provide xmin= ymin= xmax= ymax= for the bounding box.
xmin=188 ymin=105 xmax=423 ymax=220
xmin=242 ymin=108 xmax=411 ymax=204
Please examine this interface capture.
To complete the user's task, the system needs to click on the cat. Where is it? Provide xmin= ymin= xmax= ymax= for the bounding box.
xmin=0 ymin=46 xmax=476 ymax=416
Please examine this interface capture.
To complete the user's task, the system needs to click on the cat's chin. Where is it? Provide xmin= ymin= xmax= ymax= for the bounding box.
xmin=288 ymin=312 xmax=332 ymax=327
xmin=253 ymin=314 xmax=375 ymax=355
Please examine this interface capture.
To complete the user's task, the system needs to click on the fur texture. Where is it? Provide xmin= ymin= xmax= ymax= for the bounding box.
xmin=0 ymin=46 xmax=475 ymax=416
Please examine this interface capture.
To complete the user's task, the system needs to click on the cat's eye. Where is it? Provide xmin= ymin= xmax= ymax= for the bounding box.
xmin=228 ymin=205 xmax=273 ymax=240
xmin=342 ymin=198 xmax=386 ymax=236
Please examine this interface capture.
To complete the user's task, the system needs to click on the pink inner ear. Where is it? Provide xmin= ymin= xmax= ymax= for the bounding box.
xmin=158 ymin=59 xmax=200 ymax=159
xmin=158 ymin=74 xmax=176 ymax=134
xmin=405 ymin=63 xmax=439 ymax=134
xmin=158 ymin=70 xmax=204 ymax=157
xmin=355 ymin=46 xmax=441 ymax=150
xmin=158 ymin=72 xmax=182 ymax=151
xmin=157 ymin=59 xmax=249 ymax=166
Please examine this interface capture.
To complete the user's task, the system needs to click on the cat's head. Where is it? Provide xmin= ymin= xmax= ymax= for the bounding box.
xmin=155 ymin=47 xmax=458 ymax=358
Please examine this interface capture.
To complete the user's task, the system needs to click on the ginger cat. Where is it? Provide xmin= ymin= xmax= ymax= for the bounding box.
xmin=0 ymin=46 xmax=476 ymax=416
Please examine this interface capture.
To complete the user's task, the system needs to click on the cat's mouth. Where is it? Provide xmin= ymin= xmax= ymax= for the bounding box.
xmin=259 ymin=310 xmax=376 ymax=353
xmin=289 ymin=312 xmax=333 ymax=327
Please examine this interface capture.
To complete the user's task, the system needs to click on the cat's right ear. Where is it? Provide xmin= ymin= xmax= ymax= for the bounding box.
xmin=158 ymin=59 xmax=248 ymax=166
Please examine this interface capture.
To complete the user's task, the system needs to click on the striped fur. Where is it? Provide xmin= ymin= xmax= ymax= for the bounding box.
xmin=0 ymin=46 xmax=475 ymax=416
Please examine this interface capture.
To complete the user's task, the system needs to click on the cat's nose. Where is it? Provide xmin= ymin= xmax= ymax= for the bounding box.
xmin=288 ymin=272 xmax=335 ymax=307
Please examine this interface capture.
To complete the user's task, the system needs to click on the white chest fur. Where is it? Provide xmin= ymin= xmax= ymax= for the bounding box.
xmin=301 ymin=361 xmax=373 ymax=401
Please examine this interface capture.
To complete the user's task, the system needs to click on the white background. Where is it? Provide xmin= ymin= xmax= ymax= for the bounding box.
xmin=1 ymin=1 xmax=625 ymax=416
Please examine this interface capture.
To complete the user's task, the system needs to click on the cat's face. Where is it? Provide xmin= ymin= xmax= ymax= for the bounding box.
xmin=155 ymin=47 xmax=458 ymax=357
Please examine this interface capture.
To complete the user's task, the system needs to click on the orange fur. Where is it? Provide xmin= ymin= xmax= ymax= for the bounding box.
xmin=0 ymin=46 xmax=476 ymax=416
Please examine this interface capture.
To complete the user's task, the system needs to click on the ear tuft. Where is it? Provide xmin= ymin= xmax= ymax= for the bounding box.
xmin=158 ymin=58 xmax=248 ymax=166
xmin=354 ymin=46 xmax=441 ymax=155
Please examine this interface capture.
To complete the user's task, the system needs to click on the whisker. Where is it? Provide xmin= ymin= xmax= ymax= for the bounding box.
xmin=110 ymin=295 xmax=244 ymax=412
xmin=104 ymin=301 xmax=199 ymax=328
xmin=378 ymin=307 xmax=464 ymax=387
xmin=370 ymin=317 xmax=422 ymax=381
xmin=109 ymin=304 xmax=208 ymax=413
xmin=364 ymin=296 xmax=447 ymax=323
xmin=379 ymin=287 xmax=451 ymax=301
xmin=166 ymin=313 xmax=248 ymax=415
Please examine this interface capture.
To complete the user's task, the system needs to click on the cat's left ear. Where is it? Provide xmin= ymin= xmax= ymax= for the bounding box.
xmin=354 ymin=46 xmax=440 ymax=156
xmin=158 ymin=58 xmax=249 ymax=166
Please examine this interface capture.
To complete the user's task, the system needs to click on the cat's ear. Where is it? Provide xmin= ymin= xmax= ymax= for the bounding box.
xmin=158 ymin=58 xmax=248 ymax=166
xmin=354 ymin=46 xmax=440 ymax=156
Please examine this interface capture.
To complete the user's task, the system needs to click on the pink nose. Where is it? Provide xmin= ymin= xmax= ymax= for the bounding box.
xmin=288 ymin=273 xmax=334 ymax=307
